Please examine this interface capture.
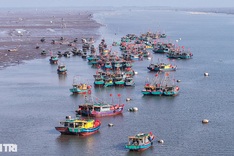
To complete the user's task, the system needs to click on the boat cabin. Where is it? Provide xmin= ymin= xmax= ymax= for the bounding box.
xmin=127 ymin=133 xmax=152 ymax=146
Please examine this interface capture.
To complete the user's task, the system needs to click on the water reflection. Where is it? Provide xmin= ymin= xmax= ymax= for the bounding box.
xmin=56 ymin=132 xmax=100 ymax=154
xmin=58 ymin=74 xmax=67 ymax=82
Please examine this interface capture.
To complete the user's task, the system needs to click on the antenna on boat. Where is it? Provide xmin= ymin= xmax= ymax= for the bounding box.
xmin=110 ymin=93 xmax=113 ymax=105
xmin=117 ymin=94 xmax=121 ymax=104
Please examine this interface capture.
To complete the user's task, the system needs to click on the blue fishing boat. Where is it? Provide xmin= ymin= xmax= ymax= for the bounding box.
xmin=113 ymin=70 xmax=125 ymax=86
xmin=93 ymin=74 xmax=105 ymax=87
xmin=124 ymin=77 xmax=135 ymax=86
xmin=57 ymin=64 xmax=67 ymax=75
xmin=104 ymin=61 xmax=112 ymax=69
xmin=161 ymin=72 xmax=179 ymax=96
xmin=70 ymin=76 xmax=92 ymax=94
xmin=153 ymin=47 xmax=170 ymax=53
xmin=125 ymin=132 xmax=155 ymax=151
xmin=147 ymin=63 xmax=177 ymax=72
xmin=104 ymin=76 xmax=114 ymax=87
xmin=167 ymin=51 xmax=193 ymax=59
xmin=49 ymin=55 xmax=58 ymax=64
xmin=163 ymin=86 xmax=180 ymax=96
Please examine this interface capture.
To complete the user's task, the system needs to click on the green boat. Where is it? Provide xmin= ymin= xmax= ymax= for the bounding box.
xmin=94 ymin=75 xmax=105 ymax=87
xmin=126 ymin=132 xmax=155 ymax=151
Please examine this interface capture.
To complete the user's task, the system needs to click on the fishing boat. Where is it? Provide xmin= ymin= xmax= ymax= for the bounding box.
xmin=123 ymin=67 xmax=135 ymax=78
xmin=151 ymin=84 xmax=163 ymax=96
xmin=41 ymin=50 xmax=47 ymax=55
xmin=70 ymin=76 xmax=92 ymax=94
xmin=125 ymin=132 xmax=155 ymax=151
xmin=161 ymin=72 xmax=179 ymax=96
xmin=104 ymin=76 xmax=114 ymax=87
xmin=104 ymin=61 xmax=112 ymax=70
xmin=93 ymin=74 xmax=105 ymax=87
xmin=163 ymin=85 xmax=180 ymax=96
xmin=124 ymin=61 xmax=133 ymax=68
xmin=49 ymin=55 xmax=58 ymax=64
xmin=113 ymin=71 xmax=125 ymax=86
xmin=76 ymin=95 xmax=124 ymax=117
xmin=151 ymin=75 xmax=163 ymax=96
xmin=70 ymin=83 xmax=92 ymax=94
xmin=152 ymin=47 xmax=170 ymax=53
xmin=147 ymin=63 xmax=177 ymax=72
xmin=167 ymin=51 xmax=193 ymax=59
xmin=57 ymin=64 xmax=67 ymax=75
xmin=141 ymin=74 xmax=163 ymax=96
xmin=141 ymin=83 xmax=155 ymax=95
xmin=124 ymin=77 xmax=135 ymax=86
xmin=55 ymin=116 xmax=101 ymax=136
xmin=63 ymin=51 xmax=71 ymax=57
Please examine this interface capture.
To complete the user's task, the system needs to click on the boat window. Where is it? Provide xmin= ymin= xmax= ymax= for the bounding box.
xmin=94 ymin=107 xmax=100 ymax=111
xmin=64 ymin=122 xmax=68 ymax=126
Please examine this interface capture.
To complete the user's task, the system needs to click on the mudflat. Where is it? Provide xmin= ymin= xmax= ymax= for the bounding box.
xmin=0 ymin=8 xmax=101 ymax=69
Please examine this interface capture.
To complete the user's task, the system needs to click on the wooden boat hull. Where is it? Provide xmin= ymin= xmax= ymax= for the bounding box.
xmin=94 ymin=81 xmax=105 ymax=85
xmin=147 ymin=66 xmax=176 ymax=72
xmin=141 ymin=90 xmax=151 ymax=95
xmin=104 ymin=83 xmax=114 ymax=87
xmin=151 ymin=91 xmax=163 ymax=96
xmin=126 ymin=143 xmax=153 ymax=151
xmin=70 ymin=89 xmax=91 ymax=94
xmin=94 ymin=84 xmax=104 ymax=87
xmin=77 ymin=106 xmax=124 ymax=117
xmin=163 ymin=91 xmax=179 ymax=96
xmin=126 ymin=135 xmax=155 ymax=151
xmin=55 ymin=127 xmax=71 ymax=135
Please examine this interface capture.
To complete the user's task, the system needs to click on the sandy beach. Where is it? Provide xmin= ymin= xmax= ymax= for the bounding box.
xmin=0 ymin=8 xmax=101 ymax=69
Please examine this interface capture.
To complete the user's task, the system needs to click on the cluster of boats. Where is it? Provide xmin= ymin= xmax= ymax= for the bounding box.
xmin=142 ymin=72 xmax=179 ymax=96
xmin=93 ymin=67 xmax=135 ymax=87
xmin=55 ymin=94 xmax=155 ymax=151
xmin=45 ymin=30 xmax=194 ymax=152
xmin=152 ymin=41 xmax=193 ymax=59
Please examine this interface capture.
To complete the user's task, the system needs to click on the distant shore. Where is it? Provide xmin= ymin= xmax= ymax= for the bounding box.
xmin=0 ymin=8 xmax=102 ymax=69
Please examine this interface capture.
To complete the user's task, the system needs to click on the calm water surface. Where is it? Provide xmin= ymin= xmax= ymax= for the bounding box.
xmin=0 ymin=8 xmax=234 ymax=156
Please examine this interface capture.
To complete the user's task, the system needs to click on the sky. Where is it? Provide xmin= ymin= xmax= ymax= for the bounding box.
xmin=1 ymin=0 xmax=234 ymax=8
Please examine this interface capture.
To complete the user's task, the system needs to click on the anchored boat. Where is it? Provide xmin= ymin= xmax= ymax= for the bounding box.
xmin=76 ymin=95 xmax=124 ymax=117
xmin=55 ymin=116 xmax=101 ymax=136
xmin=125 ymin=132 xmax=155 ymax=151
xmin=70 ymin=76 xmax=92 ymax=94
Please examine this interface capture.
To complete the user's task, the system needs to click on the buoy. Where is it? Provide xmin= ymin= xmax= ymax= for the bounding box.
xmin=126 ymin=98 xmax=132 ymax=101
xmin=158 ymin=140 xmax=164 ymax=144
xmin=132 ymin=107 xmax=138 ymax=112
xmin=202 ymin=119 xmax=209 ymax=124
xmin=204 ymin=72 xmax=209 ymax=76
xmin=177 ymin=80 xmax=181 ymax=82
xmin=108 ymin=123 xmax=114 ymax=127
xmin=134 ymin=71 xmax=138 ymax=75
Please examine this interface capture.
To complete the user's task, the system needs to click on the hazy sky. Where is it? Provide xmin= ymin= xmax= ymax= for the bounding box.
xmin=1 ymin=0 xmax=234 ymax=8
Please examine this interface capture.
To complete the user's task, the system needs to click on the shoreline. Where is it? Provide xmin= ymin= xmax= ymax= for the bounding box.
xmin=0 ymin=8 xmax=102 ymax=69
